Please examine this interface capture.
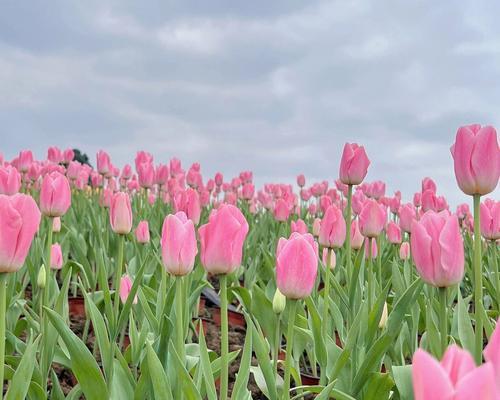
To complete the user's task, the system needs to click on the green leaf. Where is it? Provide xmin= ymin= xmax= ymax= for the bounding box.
xmin=363 ymin=373 xmax=394 ymax=400
xmin=5 ymin=337 xmax=39 ymax=400
xmin=392 ymin=365 xmax=414 ymax=400
xmin=197 ymin=322 xmax=218 ymax=400
xmin=231 ymin=317 xmax=253 ymax=400
xmin=44 ymin=307 xmax=109 ymax=399
xmin=146 ymin=342 xmax=173 ymax=399
xmin=457 ymin=293 xmax=475 ymax=355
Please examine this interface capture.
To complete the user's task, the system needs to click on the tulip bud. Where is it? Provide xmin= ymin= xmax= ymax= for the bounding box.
xmin=450 ymin=124 xmax=500 ymax=196
xmin=276 ymin=232 xmax=318 ymax=299
xmin=339 ymin=143 xmax=370 ymax=185
xmin=110 ymin=192 xmax=133 ymax=234
xmin=411 ymin=211 xmax=464 ymax=287
xmin=378 ymin=302 xmax=388 ymax=329
xmin=272 ymin=288 xmax=286 ymax=314
xmin=52 ymin=217 xmax=61 ymax=233
xmin=38 ymin=264 xmax=46 ymax=289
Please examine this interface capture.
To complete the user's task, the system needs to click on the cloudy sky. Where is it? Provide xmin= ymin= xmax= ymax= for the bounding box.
xmin=1 ymin=0 xmax=499 ymax=205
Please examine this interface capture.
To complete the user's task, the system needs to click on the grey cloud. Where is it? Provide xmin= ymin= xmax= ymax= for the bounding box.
xmin=1 ymin=0 xmax=499 ymax=206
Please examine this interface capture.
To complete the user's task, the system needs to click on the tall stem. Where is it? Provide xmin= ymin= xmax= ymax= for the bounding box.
xmin=175 ymin=276 xmax=185 ymax=398
xmin=320 ymin=249 xmax=332 ymax=384
xmin=492 ymin=242 xmax=499 ymax=310
xmin=283 ymin=299 xmax=297 ymax=400
xmin=273 ymin=315 xmax=281 ymax=379
xmin=438 ymin=287 xmax=447 ymax=357
xmin=219 ymin=274 xmax=229 ymax=400
xmin=43 ymin=218 xmax=53 ymax=307
xmin=113 ymin=234 xmax=125 ymax=327
xmin=473 ymin=194 xmax=483 ymax=363
xmin=376 ymin=236 xmax=382 ymax=286
xmin=345 ymin=185 xmax=353 ymax=286
xmin=0 ymin=273 xmax=7 ymax=400
xmin=367 ymin=238 xmax=373 ymax=311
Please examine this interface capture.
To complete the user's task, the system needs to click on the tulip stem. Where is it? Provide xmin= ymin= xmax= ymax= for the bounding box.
xmin=219 ymin=274 xmax=229 ymax=400
xmin=367 ymin=238 xmax=373 ymax=311
xmin=473 ymin=194 xmax=483 ymax=364
xmin=43 ymin=218 xmax=53 ymax=307
xmin=376 ymin=236 xmax=382 ymax=286
xmin=320 ymin=249 xmax=332 ymax=385
xmin=345 ymin=184 xmax=353 ymax=289
xmin=113 ymin=234 xmax=125 ymax=328
xmin=273 ymin=314 xmax=281 ymax=379
xmin=0 ymin=273 xmax=7 ymax=400
xmin=438 ymin=287 xmax=447 ymax=357
xmin=283 ymin=299 xmax=297 ymax=400
xmin=175 ymin=276 xmax=185 ymax=398
xmin=494 ymin=242 xmax=500 ymax=310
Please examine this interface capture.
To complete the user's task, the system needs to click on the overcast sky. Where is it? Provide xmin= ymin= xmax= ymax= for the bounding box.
xmin=1 ymin=0 xmax=499 ymax=205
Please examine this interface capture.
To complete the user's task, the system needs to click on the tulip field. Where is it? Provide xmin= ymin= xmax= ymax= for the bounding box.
xmin=0 ymin=125 xmax=499 ymax=400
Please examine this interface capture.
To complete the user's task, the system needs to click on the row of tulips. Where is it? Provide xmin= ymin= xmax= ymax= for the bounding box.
xmin=0 ymin=123 xmax=498 ymax=399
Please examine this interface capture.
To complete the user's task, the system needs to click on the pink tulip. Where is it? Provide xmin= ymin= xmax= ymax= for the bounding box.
xmin=483 ymin=319 xmax=500 ymax=385
xmin=137 ymin=162 xmax=155 ymax=189
xmin=480 ymin=199 xmax=500 ymax=240
xmin=399 ymin=242 xmax=410 ymax=260
xmin=421 ymin=189 xmax=437 ymax=212
xmin=110 ymin=192 xmax=133 ymax=234
xmin=312 ymin=218 xmax=321 ymax=237
xmin=0 ymin=194 xmax=41 ymax=272
xmin=276 ymin=232 xmax=318 ymax=299
xmin=52 ymin=217 xmax=61 ymax=232
xmin=291 ymin=219 xmax=308 ymax=234
xmin=274 ymin=198 xmax=291 ymax=222
xmin=352 ymin=189 xmax=366 ymax=215
xmin=412 ymin=347 xmax=499 ymax=400
xmin=359 ymin=199 xmax=386 ymax=238
xmin=319 ymin=205 xmax=346 ymax=248
xmin=322 ymin=247 xmax=336 ymax=270
xmin=198 ymin=204 xmax=249 ymax=275
xmin=411 ymin=211 xmax=464 ymax=287
xmin=413 ymin=192 xmax=422 ymax=208
xmin=0 ymin=165 xmax=21 ymax=195
xmin=121 ymin=164 xmax=132 ymax=180
xmin=50 ymin=243 xmax=63 ymax=269
xmin=339 ymin=143 xmax=370 ymax=185
xmin=96 ymin=150 xmax=111 ymax=176
xmin=47 ymin=147 xmax=63 ymax=164
xmin=135 ymin=220 xmax=150 ymax=244
xmin=351 ymin=219 xmax=365 ymax=250
xmin=450 ymin=124 xmax=500 ymax=195
xmin=386 ymin=221 xmax=402 ymax=244
xmin=421 ymin=177 xmax=437 ymax=194
xmin=456 ymin=203 xmax=470 ymax=220
xmin=17 ymin=150 xmax=34 ymax=173
xmin=399 ymin=203 xmax=416 ymax=233
xmin=119 ymin=274 xmax=138 ymax=304
xmin=40 ymin=171 xmax=71 ymax=217
xmin=214 ymin=172 xmax=223 ymax=187
xmin=364 ymin=238 xmax=377 ymax=259
xmin=369 ymin=181 xmax=386 ymax=200
xmin=174 ymin=188 xmax=201 ymax=225
xmin=155 ymin=164 xmax=169 ymax=186
xmin=63 ymin=148 xmax=74 ymax=163
xmin=297 ymin=174 xmax=306 ymax=187
xmin=161 ymin=212 xmax=197 ymax=276
xmin=135 ymin=151 xmax=153 ymax=171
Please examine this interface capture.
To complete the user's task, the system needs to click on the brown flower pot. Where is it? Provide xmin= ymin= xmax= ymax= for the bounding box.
xmin=212 ymin=307 xmax=246 ymax=328
xmin=300 ymin=372 xmax=320 ymax=386
xmin=68 ymin=297 xmax=86 ymax=317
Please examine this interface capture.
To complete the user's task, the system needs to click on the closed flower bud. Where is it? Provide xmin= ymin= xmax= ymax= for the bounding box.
xmin=272 ymin=288 xmax=286 ymax=314
xmin=378 ymin=302 xmax=388 ymax=329
xmin=37 ymin=264 xmax=46 ymax=288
